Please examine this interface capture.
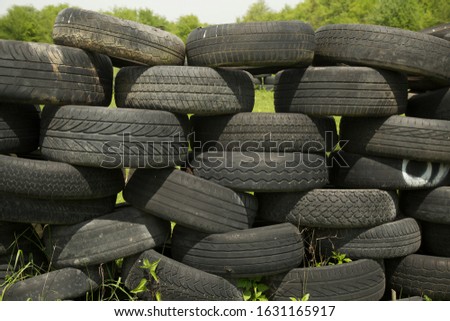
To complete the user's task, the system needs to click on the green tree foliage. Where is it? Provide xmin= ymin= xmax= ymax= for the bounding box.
xmin=173 ymin=15 xmax=205 ymax=42
xmin=102 ymin=7 xmax=172 ymax=30
xmin=237 ymin=0 xmax=277 ymax=22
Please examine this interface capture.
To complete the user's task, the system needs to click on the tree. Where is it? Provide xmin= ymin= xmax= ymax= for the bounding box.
xmin=173 ymin=15 xmax=205 ymax=42
xmin=369 ymin=0 xmax=422 ymax=31
xmin=237 ymin=0 xmax=277 ymax=22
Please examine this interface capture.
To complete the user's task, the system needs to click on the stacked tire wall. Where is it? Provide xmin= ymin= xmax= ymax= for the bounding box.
xmin=0 ymin=7 xmax=449 ymax=301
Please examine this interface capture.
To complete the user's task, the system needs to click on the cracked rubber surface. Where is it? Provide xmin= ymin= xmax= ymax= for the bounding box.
xmin=186 ymin=21 xmax=315 ymax=69
xmin=0 ymin=104 xmax=40 ymax=154
xmin=315 ymin=218 xmax=421 ymax=259
xmin=0 ymin=39 xmax=112 ymax=105
xmin=269 ymin=259 xmax=385 ymax=301
xmin=256 ymin=189 xmax=398 ymax=228
xmin=1 ymin=268 xmax=98 ymax=301
xmin=275 ymin=66 xmax=407 ymax=116
xmin=191 ymin=112 xmax=336 ymax=152
xmin=124 ymin=168 xmax=257 ymax=233
xmin=171 ymin=223 xmax=304 ymax=278
xmin=191 ymin=151 xmax=329 ymax=192
xmin=115 ymin=66 xmax=254 ymax=115
xmin=315 ymin=24 xmax=450 ymax=82
xmin=122 ymin=250 xmax=243 ymax=301
xmin=53 ymin=8 xmax=185 ymax=67
xmin=44 ymin=206 xmax=170 ymax=268
xmin=386 ymin=254 xmax=450 ymax=300
xmin=0 ymin=154 xmax=124 ymax=199
xmin=340 ymin=115 xmax=450 ymax=163
xmin=40 ymin=105 xmax=189 ymax=168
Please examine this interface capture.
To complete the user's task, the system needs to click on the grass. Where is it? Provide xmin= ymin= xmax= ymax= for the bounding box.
xmin=253 ymin=89 xmax=275 ymax=113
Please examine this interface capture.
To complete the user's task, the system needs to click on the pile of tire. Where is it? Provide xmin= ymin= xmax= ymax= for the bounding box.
xmin=0 ymin=7 xmax=449 ymax=301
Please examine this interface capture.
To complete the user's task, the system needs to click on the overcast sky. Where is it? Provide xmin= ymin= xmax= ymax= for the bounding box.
xmin=0 ymin=0 xmax=302 ymax=24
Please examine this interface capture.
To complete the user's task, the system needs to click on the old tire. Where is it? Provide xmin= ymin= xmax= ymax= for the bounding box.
xmin=122 ymin=250 xmax=243 ymax=301
xmin=421 ymin=221 xmax=450 ymax=257
xmin=115 ymin=66 xmax=254 ymax=115
xmin=186 ymin=21 xmax=315 ymax=69
xmin=191 ymin=112 xmax=337 ymax=152
xmin=123 ymin=168 xmax=258 ymax=233
xmin=407 ymin=88 xmax=450 ymax=121
xmin=0 ymin=104 xmax=40 ymax=154
xmin=386 ymin=254 xmax=450 ymax=300
xmin=256 ymin=189 xmax=398 ymax=228
xmin=315 ymin=218 xmax=421 ymax=259
xmin=269 ymin=259 xmax=385 ymax=301
xmin=40 ymin=105 xmax=189 ymax=168
xmin=315 ymin=24 xmax=450 ymax=82
xmin=340 ymin=116 xmax=450 ymax=164
xmin=275 ymin=67 xmax=407 ymax=116
xmin=331 ymin=151 xmax=450 ymax=190
xmin=171 ymin=223 xmax=304 ymax=278
xmin=44 ymin=206 xmax=170 ymax=268
xmin=0 ymin=155 xmax=124 ymax=199
xmin=0 ymin=40 xmax=112 ymax=106
xmin=191 ymin=151 xmax=329 ymax=192
xmin=53 ymin=8 xmax=185 ymax=67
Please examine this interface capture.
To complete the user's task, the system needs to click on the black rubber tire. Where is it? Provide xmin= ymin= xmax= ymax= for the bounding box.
xmin=44 ymin=206 xmax=170 ymax=268
xmin=331 ymin=151 xmax=450 ymax=190
xmin=1 ymin=268 xmax=98 ymax=301
xmin=385 ymin=254 xmax=450 ymax=300
xmin=314 ymin=24 xmax=450 ymax=82
xmin=0 ymin=222 xmax=30 ymax=256
xmin=40 ymin=105 xmax=189 ymax=168
xmin=0 ymin=104 xmax=40 ymax=154
xmin=186 ymin=21 xmax=315 ymax=69
xmin=314 ymin=218 xmax=421 ymax=259
xmin=256 ymin=189 xmax=398 ymax=228
xmin=407 ymin=88 xmax=450 ymax=121
xmin=191 ymin=112 xmax=337 ymax=153
xmin=122 ymin=250 xmax=243 ymax=301
xmin=0 ymin=193 xmax=116 ymax=224
xmin=123 ymin=168 xmax=257 ymax=233
xmin=115 ymin=66 xmax=254 ymax=115
xmin=0 ymin=155 xmax=124 ymax=199
xmin=421 ymin=221 xmax=450 ymax=257
xmin=340 ymin=116 xmax=450 ymax=163
xmin=420 ymin=23 xmax=450 ymax=40
xmin=275 ymin=67 xmax=407 ymax=116
xmin=407 ymin=76 xmax=449 ymax=93
xmin=0 ymin=40 xmax=112 ymax=106
xmin=52 ymin=8 xmax=185 ymax=67
xmin=171 ymin=223 xmax=304 ymax=278
xmin=400 ymin=187 xmax=450 ymax=224
xmin=269 ymin=259 xmax=385 ymax=301
xmin=191 ymin=151 xmax=329 ymax=192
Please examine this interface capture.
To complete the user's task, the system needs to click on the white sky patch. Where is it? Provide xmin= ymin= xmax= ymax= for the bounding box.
xmin=0 ymin=0 xmax=303 ymax=24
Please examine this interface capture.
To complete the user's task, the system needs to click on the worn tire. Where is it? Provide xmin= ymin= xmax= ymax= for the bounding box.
xmin=315 ymin=24 xmax=450 ymax=82
xmin=420 ymin=23 xmax=450 ymax=40
xmin=44 ymin=206 xmax=170 ymax=268
xmin=421 ymin=221 xmax=450 ymax=257
xmin=400 ymin=187 xmax=450 ymax=224
xmin=53 ymin=8 xmax=185 ymax=67
xmin=386 ymin=254 xmax=450 ymax=300
xmin=40 ymin=105 xmax=189 ymax=168
xmin=0 ymin=155 xmax=124 ymax=199
xmin=172 ymin=223 xmax=304 ymax=278
xmin=331 ymin=151 xmax=450 ymax=190
xmin=0 ymin=194 xmax=116 ymax=224
xmin=340 ymin=116 xmax=450 ymax=163
xmin=1 ymin=268 xmax=98 ymax=301
xmin=122 ymin=250 xmax=243 ymax=301
xmin=315 ymin=218 xmax=421 ymax=259
xmin=124 ymin=168 xmax=257 ymax=233
xmin=407 ymin=88 xmax=450 ymax=121
xmin=186 ymin=21 xmax=315 ymax=69
xmin=275 ymin=67 xmax=407 ymax=116
xmin=0 ymin=40 xmax=112 ymax=106
xmin=0 ymin=104 xmax=40 ymax=154
xmin=191 ymin=151 xmax=329 ymax=192
xmin=256 ymin=189 xmax=398 ymax=228
xmin=115 ymin=66 xmax=254 ymax=115
xmin=269 ymin=259 xmax=385 ymax=301
xmin=191 ymin=112 xmax=337 ymax=152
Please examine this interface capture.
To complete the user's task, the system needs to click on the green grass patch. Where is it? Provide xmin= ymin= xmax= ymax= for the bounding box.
xmin=253 ymin=89 xmax=274 ymax=113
